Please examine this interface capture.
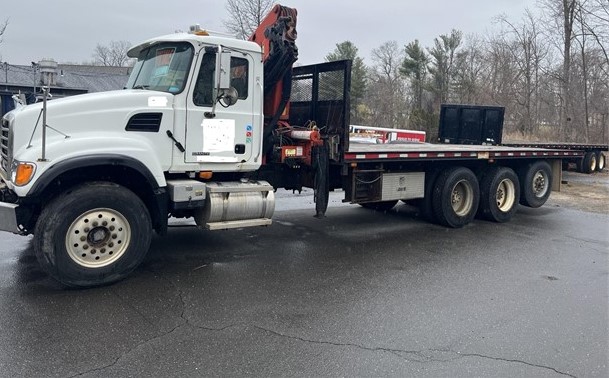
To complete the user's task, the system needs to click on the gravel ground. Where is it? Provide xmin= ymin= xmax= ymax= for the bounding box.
xmin=548 ymin=170 xmax=609 ymax=214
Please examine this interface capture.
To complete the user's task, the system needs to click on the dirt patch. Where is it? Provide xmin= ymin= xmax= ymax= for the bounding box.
xmin=546 ymin=170 xmax=609 ymax=214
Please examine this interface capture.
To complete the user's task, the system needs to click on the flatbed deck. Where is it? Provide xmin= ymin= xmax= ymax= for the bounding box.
xmin=502 ymin=142 xmax=608 ymax=151
xmin=344 ymin=142 xmax=583 ymax=162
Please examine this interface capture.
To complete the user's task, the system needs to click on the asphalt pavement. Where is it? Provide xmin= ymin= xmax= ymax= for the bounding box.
xmin=0 ymin=186 xmax=607 ymax=377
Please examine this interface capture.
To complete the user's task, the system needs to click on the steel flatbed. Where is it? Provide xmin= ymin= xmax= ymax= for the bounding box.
xmin=502 ymin=142 xmax=608 ymax=151
xmin=344 ymin=143 xmax=583 ymax=162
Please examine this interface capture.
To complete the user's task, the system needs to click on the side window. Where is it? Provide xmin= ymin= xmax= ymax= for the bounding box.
xmin=193 ymin=53 xmax=216 ymax=107
xmin=193 ymin=54 xmax=249 ymax=107
xmin=230 ymin=58 xmax=248 ymax=99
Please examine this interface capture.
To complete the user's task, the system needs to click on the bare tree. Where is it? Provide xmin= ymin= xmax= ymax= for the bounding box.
xmin=224 ymin=0 xmax=276 ymax=40
xmin=93 ymin=41 xmax=133 ymax=67
xmin=452 ymin=35 xmax=486 ymax=105
xmin=569 ymin=0 xmax=609 ymax=142
xmin=578 ymin=0 xmax=609 ymax=67
xmin=539 ymin=0 xmax=577 ymax=139
xmin=496 ymin=11 xmax=548 ymax=137
xmin=368 ymin=41 xmax=407 ymax=128
xmin=0 ymin=18 xmax=8 ymax=48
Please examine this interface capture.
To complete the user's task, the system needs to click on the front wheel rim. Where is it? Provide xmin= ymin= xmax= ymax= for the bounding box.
xmin=496 ymin=178 xmax=516 ymax=212
xmin=451 ymin=180 xmax=474 ymax=216
xmin=65 ymin=208 xmax=131 ymax=268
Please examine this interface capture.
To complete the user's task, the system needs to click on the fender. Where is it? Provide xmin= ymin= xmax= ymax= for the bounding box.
xmin=28 ymin=154 xmax=162 ymax=196
xmin=26 ymin=154 xmax=168 ymax=235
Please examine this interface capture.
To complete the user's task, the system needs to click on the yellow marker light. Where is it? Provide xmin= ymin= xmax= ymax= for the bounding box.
xmin=198 ymin=171 xmax=213 ymax=180
xmin=14 ymin=162 xmax=36 ymax=186
xmin=189 ymin=25 xmax=210 ymax=36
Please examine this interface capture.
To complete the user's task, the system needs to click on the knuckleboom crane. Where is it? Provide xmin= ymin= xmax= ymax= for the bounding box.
xmin=249 ymin=4 xmax=329 ymax=216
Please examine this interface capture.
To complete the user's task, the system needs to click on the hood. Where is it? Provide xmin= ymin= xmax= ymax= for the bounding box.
xmin=10 ymin=90 xmax=174 ymax=153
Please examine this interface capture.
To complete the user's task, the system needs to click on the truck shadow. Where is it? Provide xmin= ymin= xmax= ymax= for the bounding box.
xmin=12 ymin=202 xmax=561 ymax=291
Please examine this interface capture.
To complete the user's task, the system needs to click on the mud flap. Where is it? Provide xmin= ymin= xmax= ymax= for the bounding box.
xmin=313 ymin=142 xmax=330 ymax=218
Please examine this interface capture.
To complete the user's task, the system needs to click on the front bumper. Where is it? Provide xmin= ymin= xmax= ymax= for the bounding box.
xmin=0 ymin=181 xmax=21 ymax=234
xmin=0 ymin=201 xmax=20 ymax=234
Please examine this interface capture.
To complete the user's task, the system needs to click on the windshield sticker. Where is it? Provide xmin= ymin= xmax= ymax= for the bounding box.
xmin=202 ymin=119 xmax=235 ymax=153
xmin=154 ymin=47 xmax=176 ymax=77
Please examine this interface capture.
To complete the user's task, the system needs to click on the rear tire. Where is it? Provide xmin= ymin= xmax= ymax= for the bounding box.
xmin=432 ymin=167 xmax=480 ymax=228
xmin=418 ymin=168 xmax=441 ymax=222
xmin=582 ymin=152 xmax=597 ymax=174
xmin=518 ymin=160 xmax=552 ymax=208
xmin=596 ymin=152 xmax=605 ymax=172
xmin=360 ymin=200 xmax=398 ymax=212
xmin=478 ymin=167 xmax=520 ymax=223
xmin=34 ymin=182 xmax=152 ymax=287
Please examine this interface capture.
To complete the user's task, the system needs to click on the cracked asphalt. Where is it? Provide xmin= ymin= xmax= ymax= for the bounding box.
xmin=0 ymin=174 xmax=607 ymax=377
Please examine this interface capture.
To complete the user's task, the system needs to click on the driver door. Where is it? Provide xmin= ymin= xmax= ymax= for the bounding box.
xmin=184 ymin=47 xmax=257 ymax=169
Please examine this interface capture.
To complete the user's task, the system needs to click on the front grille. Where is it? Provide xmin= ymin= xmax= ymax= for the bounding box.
xmin=0 ymin=117 xmax=11 ymax=177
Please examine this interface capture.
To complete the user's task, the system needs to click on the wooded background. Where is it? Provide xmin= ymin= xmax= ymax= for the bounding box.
xmin=4 ymin=1 xmax=601 ymax=144
xmin=225 ymin=0 xmax=609 ymax=144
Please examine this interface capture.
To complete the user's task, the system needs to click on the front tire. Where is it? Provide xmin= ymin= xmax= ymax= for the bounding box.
xmin=432 ymin=167 xmax=480 ymax=228
xmin=34 ymin=182 xmax=152 ymax=287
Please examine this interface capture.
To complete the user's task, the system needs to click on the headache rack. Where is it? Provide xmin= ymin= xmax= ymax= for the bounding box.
xmin=289 ymin=60 xmax=351 ymax=162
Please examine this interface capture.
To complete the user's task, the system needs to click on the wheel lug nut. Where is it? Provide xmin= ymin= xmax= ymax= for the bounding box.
xmin=80 ymin=236 xmax=86 ymax=242
xmin=83 ymin=245 xmax=89 ymax=250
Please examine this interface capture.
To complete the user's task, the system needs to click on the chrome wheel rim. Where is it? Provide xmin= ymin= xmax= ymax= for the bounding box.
xmin=65 ymin=208 xmax=131 ymax=268
xmin=451 ymin=180 xmax=474 ymax=216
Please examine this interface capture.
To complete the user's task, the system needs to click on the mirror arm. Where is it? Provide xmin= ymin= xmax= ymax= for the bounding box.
xmin=205 ymin=45 xmax=224 ymax=119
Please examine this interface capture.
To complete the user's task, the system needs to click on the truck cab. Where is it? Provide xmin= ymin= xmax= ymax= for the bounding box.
xmin=0 ymin=29 xmax=280 ymax=287
xmin=124 ymin=32 xmax=264 ymax=173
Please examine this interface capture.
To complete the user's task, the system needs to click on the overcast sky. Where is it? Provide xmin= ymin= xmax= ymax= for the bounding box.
xmin=0 ymin=0 xmax=538 ymax=67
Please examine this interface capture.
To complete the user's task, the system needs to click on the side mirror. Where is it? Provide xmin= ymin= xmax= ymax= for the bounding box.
xmin=218 ymin=87 xmax=238 ymax=107
xmin=205 ymin=46 xmax=237 ymax=118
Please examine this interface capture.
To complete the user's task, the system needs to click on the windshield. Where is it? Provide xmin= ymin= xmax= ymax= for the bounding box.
xmin=126 ymin=42 xmax=194 ymax=94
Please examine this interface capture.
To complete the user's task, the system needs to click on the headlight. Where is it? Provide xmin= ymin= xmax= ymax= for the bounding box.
xmin=11 ymin=161 xmax=37 ymax=186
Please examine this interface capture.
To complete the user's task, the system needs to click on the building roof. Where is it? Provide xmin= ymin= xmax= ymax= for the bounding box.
xmin=0 ymin=62 xmax=132 ymax=93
